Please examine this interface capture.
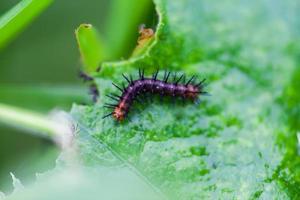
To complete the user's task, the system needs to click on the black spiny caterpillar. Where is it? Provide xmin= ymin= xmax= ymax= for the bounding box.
xmin=103 ymin=69 xmax=207 ymax=121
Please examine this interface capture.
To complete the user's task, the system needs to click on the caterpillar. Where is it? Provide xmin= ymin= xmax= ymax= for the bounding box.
xmin=103 ymin=69 xmax=207 ymax=121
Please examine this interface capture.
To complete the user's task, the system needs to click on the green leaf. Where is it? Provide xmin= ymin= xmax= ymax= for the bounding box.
xmin=75 ymin=24 xmax=106 ymax=73
xmin=5 ymin=0 xmax=300 ymax=199
xmin=70 ymin=0 xmax=300 ymax=199
xmin=4 ymin=167 xmax=162 ymax=200
xmin=0 ymin=0 xmax=53 ymax=50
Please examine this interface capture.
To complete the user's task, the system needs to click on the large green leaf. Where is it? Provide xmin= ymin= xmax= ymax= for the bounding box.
xmin=71 ymin=0 xmax=300 ymax=198
xmin=4 ymin=0 xmax=300 ymax=199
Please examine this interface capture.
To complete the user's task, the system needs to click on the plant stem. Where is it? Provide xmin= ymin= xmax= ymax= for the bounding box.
xmin=0 ymin=103 xmax=62 ymax=139
xmin=0 ymin=0 xmax=53 ymax=50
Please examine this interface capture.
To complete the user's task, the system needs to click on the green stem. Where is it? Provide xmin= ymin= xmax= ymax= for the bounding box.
xmin=0 ymin=0 xmax=53 ymax=50
xmin=0 ymin=103 xmax=62 ymax=139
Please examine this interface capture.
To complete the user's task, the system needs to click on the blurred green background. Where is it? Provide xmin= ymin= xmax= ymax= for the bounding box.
xmin=0 ymin=0 xmax=154 ymax=193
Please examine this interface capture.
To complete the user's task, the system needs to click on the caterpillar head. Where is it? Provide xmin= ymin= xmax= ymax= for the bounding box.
xmin=113 ymin=107 xmax=125 ymax=121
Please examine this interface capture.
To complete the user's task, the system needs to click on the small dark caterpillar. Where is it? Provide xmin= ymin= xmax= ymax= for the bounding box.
xmin=103 ymin=69 xmax=207 ymax=121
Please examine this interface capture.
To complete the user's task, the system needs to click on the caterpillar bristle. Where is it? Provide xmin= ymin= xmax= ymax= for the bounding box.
xmin=129 ymin=74 xmax=134 ymax=84
xmin=122 ymin=83 xmax=126 ymax=91
xmin=185 ymin=75 xmax=195 ymax=86
xmin=182 ymin=74 xmax=186 ymax=85
xmin=196 ymin=78 xmax=206 ymax=87
xmin=200 ymin=91 xmax=210 ymax=96
xmin=122 ymin=73 xmax=131 ymax=84
xmin=175 ymin=74 xmax=184 ymax=84
xmin=152 ymin=69 xmax=159 ymax=80
xmin=102 ymin=112 xmax=114 ymax=119
xmin=111 ymin=93 xmax=122 ymax=99
xmin=104 ymin=103 xmax=118 ymax=107
xmin=103 ymin=104 xmax=115 ymax=108
xmin=138 ymin=68 xmax=142 ymax=78
xmin=112 ymin=83 xmax=123 ymax=92
xmin=164 ymin=71 xmax=171 ymax=83
xmin=106 ymin=94 xmax=119 ymax=101
xmin=142 ymin=69 xmax=145 ymax=80
xmin=172 ymin=72 xmax=177 ymax=82
xmin=163 ymin=71 xmax=167 ymax=81
xmin=139 ymin=68 xmax=145 ymax=80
